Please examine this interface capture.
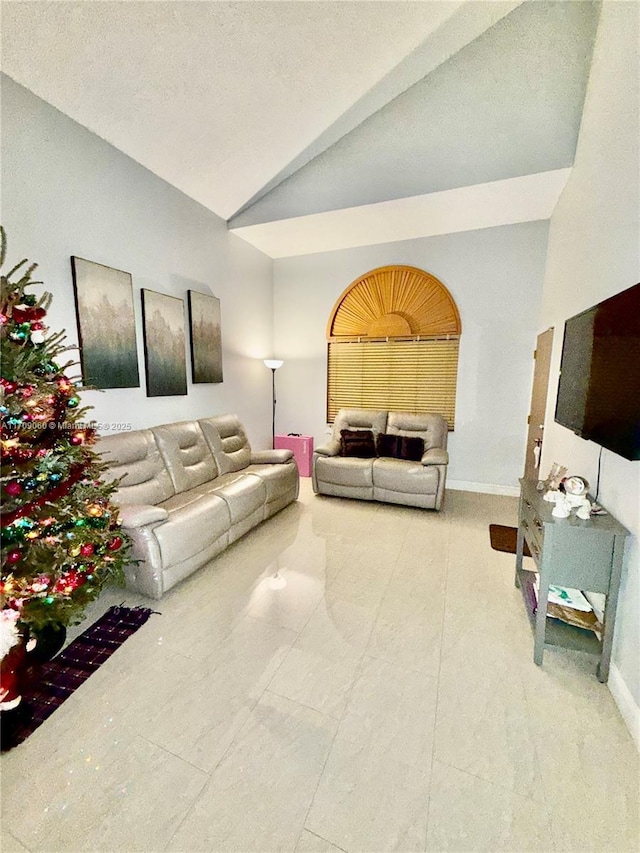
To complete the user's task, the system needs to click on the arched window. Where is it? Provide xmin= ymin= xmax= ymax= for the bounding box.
xmin=327 ymin=265 xmax=461 ymax=427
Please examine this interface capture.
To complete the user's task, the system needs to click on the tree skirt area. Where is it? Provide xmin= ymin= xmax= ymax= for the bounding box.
xmin=1 ymin=605 xmax=157 ymax=751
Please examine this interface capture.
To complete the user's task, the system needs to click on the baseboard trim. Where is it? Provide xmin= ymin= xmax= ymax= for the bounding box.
xmin=448 ymin=480 xmax=520 ymax=497
xmin=608 ymin=663 xmax=640 ymax=753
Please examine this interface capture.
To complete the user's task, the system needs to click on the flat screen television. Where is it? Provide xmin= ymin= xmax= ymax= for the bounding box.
xmin=554 ymin=282 xmax=640 ymax=461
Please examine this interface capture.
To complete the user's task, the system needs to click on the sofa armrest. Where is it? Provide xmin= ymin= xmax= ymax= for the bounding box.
xmin=314 ymin=439 xmax=341 ymax=457
xmin=421 ymin=448 xmax=449 ymax=466
xmin=117 ymin=504 xmax=169 ymax=529
xmin=250 ymin=449 xmax=294 ymax=464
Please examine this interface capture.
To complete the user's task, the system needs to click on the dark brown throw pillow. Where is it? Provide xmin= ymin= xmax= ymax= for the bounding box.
xmin=340 ymin=429 xmax=376 ymax=458
xmin=398 ymin=435 xmax=425 ymax=461
xmin=376 ymin=433 xmax=399 ymax=458
xmin=376 ymin=433 xmax=424 ymax=461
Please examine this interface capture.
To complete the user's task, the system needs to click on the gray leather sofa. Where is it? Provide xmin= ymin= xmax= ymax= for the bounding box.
xmin=98 ymin=415 xmax=299 ymax=598
xmin=313 ymin=408 xmax=448 ymax=510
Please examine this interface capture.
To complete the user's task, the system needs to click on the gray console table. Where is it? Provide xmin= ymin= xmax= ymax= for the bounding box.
xmin=515 ymin=478 xmax=629 ymax=682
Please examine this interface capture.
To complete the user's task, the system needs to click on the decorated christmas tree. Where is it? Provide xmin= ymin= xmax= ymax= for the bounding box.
xmin=1 ymin=227 xmax=129 ymax=679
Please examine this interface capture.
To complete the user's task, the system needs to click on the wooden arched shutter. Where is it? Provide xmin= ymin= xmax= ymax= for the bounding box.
xmin=327 ymin=265 xmax=461 ymax=426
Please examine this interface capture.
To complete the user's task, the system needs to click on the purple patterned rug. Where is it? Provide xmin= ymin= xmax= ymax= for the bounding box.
xmin=1 ymin=605 xmax=158 ymax=751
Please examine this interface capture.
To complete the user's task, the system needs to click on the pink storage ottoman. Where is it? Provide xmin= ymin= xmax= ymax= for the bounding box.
xmin=274 ymin=434 xmax=313 ymax=477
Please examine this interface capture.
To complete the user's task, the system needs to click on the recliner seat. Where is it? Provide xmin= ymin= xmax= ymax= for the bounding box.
xmin=312 ymin=408 xmax=448 ymax=510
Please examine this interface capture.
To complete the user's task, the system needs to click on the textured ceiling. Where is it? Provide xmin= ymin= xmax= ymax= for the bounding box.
xmin=2 ymin=0 xmax=470 ymax=219
xmin=2 ymin=1 xmax=600 ymax=256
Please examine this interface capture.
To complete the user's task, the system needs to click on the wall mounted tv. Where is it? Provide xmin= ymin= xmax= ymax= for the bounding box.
xmin=554 ymin=283 xmax=640 ymax=461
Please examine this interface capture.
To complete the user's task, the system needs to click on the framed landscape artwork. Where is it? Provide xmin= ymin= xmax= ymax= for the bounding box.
xmin=141 ymin=289 xmax=188 ymax=397
xmin=188 ymin=290 xmax=223 ymax=383
xmin=70 ymin=257 xmax=140 ymax=389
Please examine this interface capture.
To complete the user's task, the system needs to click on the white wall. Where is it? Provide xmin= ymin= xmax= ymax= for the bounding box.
xmin=538 ymin=2 xmax=640 ymax=736
xmin=273 ymin=220 xmax=550 ymax=492
xmin=1 ymin=76 xmax=275 ymax=449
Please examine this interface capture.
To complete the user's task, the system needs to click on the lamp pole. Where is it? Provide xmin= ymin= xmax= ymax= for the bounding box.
xmin=263 ymin=359 xmax=283 ymax=448
xmin=270 ymin=367 xmax=276 ymax=446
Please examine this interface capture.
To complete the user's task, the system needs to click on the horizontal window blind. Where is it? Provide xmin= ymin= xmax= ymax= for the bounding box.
xmin=327 ymin=339 xmax=459 ymax=427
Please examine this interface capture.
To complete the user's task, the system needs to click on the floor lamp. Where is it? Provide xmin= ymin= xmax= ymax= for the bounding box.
xmin=263 ymin=359 xmax=283 ymax=448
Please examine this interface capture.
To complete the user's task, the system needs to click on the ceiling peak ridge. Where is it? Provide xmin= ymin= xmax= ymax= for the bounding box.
xmin=229 ymin=168 xmax=572 ymax=259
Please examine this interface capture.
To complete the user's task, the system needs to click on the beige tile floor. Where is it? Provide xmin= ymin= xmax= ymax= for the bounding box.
xmin=1 ymin=480 xmax=638 ymax=853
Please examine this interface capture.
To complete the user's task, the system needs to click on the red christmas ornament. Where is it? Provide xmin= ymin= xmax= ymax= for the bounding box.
xmin=6 ymin=549 xmax=22 ymax=564
xmin=5 ymin=481 xmax=22 ymax=497
xmin=1 ymin=378 xmax=17 ymax=393
xmin=107 ymin=536 xmax=123 ymax=552
xmin=52 ymin=569 xmax=86 ymax=594
xmin=80 ymin=543 xmax=95 ymax=557
xmin=12 ymin=306 xmax=46 ymax=323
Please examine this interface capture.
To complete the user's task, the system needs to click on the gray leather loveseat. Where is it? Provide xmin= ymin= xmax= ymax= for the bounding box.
xmin=98 ymin=414 xmax=299 ymax=598
xmin=313 ymin=408 xmax=448 ymax=510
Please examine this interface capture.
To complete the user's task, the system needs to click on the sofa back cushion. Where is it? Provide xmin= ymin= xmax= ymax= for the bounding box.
xmin=386 ymin=412 xmax=448 ymax=452
xmin=152 ymin=421 xmax=218 ymax=493
xmin=97 ymin=429 xmax=175 ymax=505
xmin=199 ymin=415 xmax=251 ymax=474
xmin=333 ymin=409 xmax=388 ymax=443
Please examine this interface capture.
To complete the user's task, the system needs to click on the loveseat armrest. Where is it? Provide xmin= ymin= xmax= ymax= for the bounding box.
xmin=117 ymin=504 xmax=169 ymax=529
xmin=314 ymin=439 xmax=341 ymax=457
xmin=421 ymin=448 xmax=449 ymax=466
xmin=250 ymin=449 xmax=294 ymax=464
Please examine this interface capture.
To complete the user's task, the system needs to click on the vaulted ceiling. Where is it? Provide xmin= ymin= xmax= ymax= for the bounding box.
xmin=2 ymin=1 xmax=600 ymax=257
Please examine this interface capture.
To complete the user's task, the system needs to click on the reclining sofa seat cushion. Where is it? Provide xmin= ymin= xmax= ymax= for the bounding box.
xmin=373 ymin=412 xmax=448 ymax=509
xmin=313 ymin=409 xmax=388 ymax=499
xmin=152 ymin=420 xmax=265 ymax=543
xmin=199 ymin=415 xmax=299 ymax=517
